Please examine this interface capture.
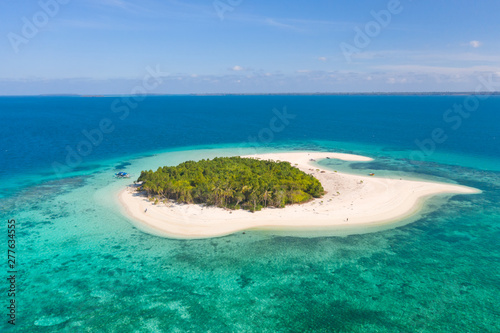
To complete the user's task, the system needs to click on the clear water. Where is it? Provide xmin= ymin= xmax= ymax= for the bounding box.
xmin=1 ymin=96 xmax=499 ymax=332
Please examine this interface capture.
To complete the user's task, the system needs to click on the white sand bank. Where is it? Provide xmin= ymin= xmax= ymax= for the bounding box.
xmin=118 ymin=152 xmax=480 ymax=239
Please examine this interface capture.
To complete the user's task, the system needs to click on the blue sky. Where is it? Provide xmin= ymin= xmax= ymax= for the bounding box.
xmin=1 ymin=0 xmax=499 ymax=94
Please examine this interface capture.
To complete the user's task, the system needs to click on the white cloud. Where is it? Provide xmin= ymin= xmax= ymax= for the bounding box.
xmin=230 ymin=65 xmax=244 ymax=71
xmin=318 ymin=57 xmax=327 ymax=62
xmin=99 ymin=0 xmax=128 ymax=9
xmin=469 ymin=40 xmax=482 ymax=48
xmin=265 ymin=18 xmax=301 ymax=31
xmin=374 ymin=64 xmax=500 ymax=75
xmin=352 ymin=49 xmax=498 ymax=63
xmin=386 ymin=77 xmax=408 ymax=84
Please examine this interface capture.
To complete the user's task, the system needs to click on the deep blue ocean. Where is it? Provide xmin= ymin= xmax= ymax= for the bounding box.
xmin=0 ymin=95 xmax=499 ymax=332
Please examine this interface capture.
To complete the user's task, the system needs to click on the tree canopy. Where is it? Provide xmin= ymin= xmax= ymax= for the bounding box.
xmin=137 ymin=156 xmax=325 ymax=212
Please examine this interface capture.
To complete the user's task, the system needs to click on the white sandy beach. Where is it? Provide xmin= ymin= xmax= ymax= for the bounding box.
xmin=118 ymin=152 xmax=480 ymax=239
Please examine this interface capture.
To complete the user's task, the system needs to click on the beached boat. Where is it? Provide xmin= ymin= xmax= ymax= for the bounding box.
xmin=115 ymin=172 xmax=131 ymax=178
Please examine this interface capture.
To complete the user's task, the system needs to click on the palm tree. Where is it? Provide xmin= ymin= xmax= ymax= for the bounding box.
xmin=234 ymin=192 xmax=245 ymax=207
xmin=274 ymin=189 xmax=285 ymax=208
xmin=248 ymin=191 xmax=258 ymax=212
xmin=262 ymin=189 xmax=270 ymax=207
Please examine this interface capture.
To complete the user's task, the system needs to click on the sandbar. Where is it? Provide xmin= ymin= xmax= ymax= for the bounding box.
xmin=118 ymin=152 xmax=480 ymax=239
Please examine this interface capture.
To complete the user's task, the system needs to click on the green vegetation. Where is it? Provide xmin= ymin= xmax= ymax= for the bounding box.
xmin=137 ymin=156 xmax=325 ymax=212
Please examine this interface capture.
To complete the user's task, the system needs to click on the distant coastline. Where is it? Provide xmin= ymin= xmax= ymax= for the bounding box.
xmin=1 ymin=92 xmax=499 ymax=97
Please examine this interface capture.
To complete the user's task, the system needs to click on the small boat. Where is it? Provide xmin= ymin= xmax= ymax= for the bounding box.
xmin=369 ymin=173 xmax=375 ymax=176
xmin=115 ymin=172 xmax=131 ymax=178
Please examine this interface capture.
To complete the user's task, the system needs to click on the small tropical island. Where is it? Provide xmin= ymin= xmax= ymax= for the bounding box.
xmin=137 ymin=157 xmax=325 ymax=212
xmin=119 ymin=151 xmax=481 ymax=239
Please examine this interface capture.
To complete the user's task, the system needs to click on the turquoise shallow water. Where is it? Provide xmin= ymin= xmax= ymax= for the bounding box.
xmin=1 ymin=143 xmax=499 ymax=332
xmin=1 ymin=96 xmax=499 ymax=331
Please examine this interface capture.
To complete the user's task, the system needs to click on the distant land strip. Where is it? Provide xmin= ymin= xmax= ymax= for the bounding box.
xmin=22 ymin=91 xmax=500 ymax=97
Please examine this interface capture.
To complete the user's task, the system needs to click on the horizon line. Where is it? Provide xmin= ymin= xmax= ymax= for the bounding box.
xmin=1 ymin=91 xmax=500 ymax=97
